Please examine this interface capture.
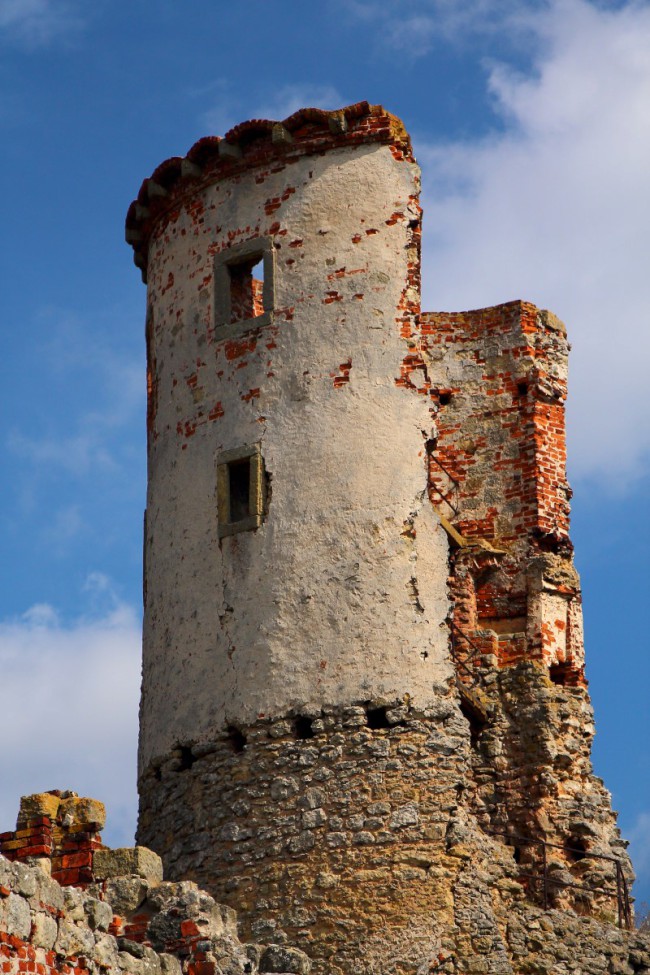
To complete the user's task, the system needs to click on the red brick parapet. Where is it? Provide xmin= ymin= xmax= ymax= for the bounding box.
xmin=0 ymin=791 xmax=104 ymax=888
xmin=409 ymin=301 xmax=585 ymax=682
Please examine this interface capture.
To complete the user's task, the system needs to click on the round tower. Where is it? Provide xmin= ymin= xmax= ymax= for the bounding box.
xmin=128 ymin=104 xmax=459 ymax=973
xmin=127 ymin=103 xmax=635 ymax=975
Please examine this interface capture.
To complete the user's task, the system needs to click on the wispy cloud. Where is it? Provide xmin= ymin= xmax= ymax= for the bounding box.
xmin=0 ymin=578 xmax=140 ymax=847
xmin=41 ymin=503 xmax=85 ymax=550
xmin=0 ymin=0 xmax=82 ymax=47
xmin=201 ymin=82 xmax=345 ymax=136
xmin=341 ymin=0 xmax=547 ymax=55
xmin=8 ymin=430 xmax=118 ymax=477
xmin=6 ymin=308 xmax=143 ymax=480
xmin=414 ymin=0 xmax=650 ymax=488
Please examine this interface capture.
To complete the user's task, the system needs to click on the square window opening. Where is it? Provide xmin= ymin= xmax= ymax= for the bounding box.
xmin=217 ymin=444 xmax=266 ymax=539
xmin=214 ymin=238 xmax=274 ymax=338
xmin=229 ymin=255 xmax=265 ymax=325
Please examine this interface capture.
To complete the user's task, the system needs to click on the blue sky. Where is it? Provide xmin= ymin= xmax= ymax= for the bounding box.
xmin=1 ymin=0 xmax=648 ymax=909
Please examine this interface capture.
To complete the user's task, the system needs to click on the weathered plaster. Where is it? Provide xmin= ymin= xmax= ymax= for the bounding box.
xmin=141 ymin=142 xmax=450 ymax=769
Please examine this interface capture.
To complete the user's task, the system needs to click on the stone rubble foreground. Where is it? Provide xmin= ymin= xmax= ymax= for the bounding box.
xmin=0 ymin=791 xmax=310 ymax=975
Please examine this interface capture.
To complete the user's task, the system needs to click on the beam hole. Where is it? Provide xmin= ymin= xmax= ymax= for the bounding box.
xmin=294 ymin=716 xmax=314 ymax=740
xmin=227 ymin=726 xmax=247 ymax=753
xmin=366 ymin=706 xmax=391 ymax=730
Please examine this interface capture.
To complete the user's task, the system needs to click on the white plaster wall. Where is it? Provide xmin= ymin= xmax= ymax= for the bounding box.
xmin=140 ymin=142 xmax=451 ymax=769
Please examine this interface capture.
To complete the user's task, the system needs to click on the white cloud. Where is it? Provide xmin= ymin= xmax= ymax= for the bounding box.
xmin=202 ymin=82 xmax=345 ymax=136
xmin=416 ymin=0 xmax=650 ymax=488
xmin=0 ymin=0 xmax=81 ymax=46
xmin=8 ymin=429 xmax=117 ymax=477
xmin=0 ymin=582 xmax=141 ymax=847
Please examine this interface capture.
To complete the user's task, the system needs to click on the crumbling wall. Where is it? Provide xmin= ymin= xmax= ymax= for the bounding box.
xmin=124 ymin=104 xmax=646 ymax=974
xmin=407 ymin=302 xmax=633 ymax=912
xmin=420 ymin=303 xmax=580 ymax=676
xmin=3 ymin=793 xmax=649 ymax=975
xmin=0 ymin=792 xmax=310 ymax=975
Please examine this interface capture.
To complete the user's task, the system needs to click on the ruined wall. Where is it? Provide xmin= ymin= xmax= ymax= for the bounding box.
xmin=399 ymin=301 xmax=631 ymax=907
xmin=0 ymin=792 xmax=311 ymax=975
xmin=415 ymin=302 xmax=580 ymax=677
xmin=126 ymin=104 xmax=641 ymax=975
xmin=3 ymin=793 xmax=650 ymax=975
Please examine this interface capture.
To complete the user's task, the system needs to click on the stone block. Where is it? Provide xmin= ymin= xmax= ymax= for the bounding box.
xmin=31 ymin=911 xmax=58 ymax=949
xmin=1 ymin=892 xmax=31 ymax=938
xmin=260 ymin=945 xmax=311 ymax=974
xmin=37 ymin=872 xmax=65 ymax=912
xmin=63 ymin=884 xmax=86 ymax=920
xmin=94 ymin=846 xmax=163 ymax=882
xmin=17 ymin=792 xmax=61 ymax=825
xmin=390 ymin=803 xmax=420 ymax=829
xmin=103 ymin=875 xmax=150 ymax=915
xmin=93 ymin=934 xmax=120 ymax=970
xmin=159 ymin=953 xmax=183 ymax=975
xmin=12 ymin=861 xmax=37 ymax=897
xmin=85 ymin=895 xmax=113 ymax=931
xmin=59 ymin=796 xmax=106 ymax=829
xmin=54 ymin=914 xmax=96 ymax=958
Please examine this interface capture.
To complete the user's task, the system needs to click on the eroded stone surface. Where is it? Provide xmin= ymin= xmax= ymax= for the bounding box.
xmin=0 ymin=849 xmax=310 ymax=975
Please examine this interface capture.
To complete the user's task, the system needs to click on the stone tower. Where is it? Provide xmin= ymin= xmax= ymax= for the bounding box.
xmin=127 ymin=103 xmax=634 ymax=975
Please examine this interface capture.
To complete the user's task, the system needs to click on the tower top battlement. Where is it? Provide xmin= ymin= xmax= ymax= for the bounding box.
xmin=125 ymin=102 xmax=412 ymax=281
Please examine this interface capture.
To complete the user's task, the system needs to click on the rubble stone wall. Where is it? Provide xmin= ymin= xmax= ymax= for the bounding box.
xmin=0 ymin=793 xmax=311 ymax=975
xmin=3 ymin=792 xmax=650 ymax=975
xmin=138 ymin=696 xmax=475 ymax=973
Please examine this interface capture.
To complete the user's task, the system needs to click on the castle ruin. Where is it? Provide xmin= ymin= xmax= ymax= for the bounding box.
xmin=2 ymin=102 xmax=649 ymax=975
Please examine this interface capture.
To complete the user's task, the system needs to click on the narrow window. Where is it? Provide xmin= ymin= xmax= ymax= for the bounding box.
xmin=214 ymin=238 xmax=274 ymax=339
xmin=178 ymin=746 xmax=195 ymax=771
xmin=227 ymin=726 xmax=247 ymax=753
xmin=228 ymin=458 xmax=252 ymax=522
xmin=458 ymin=686 xmax=488 ymax=747
xmin=217 ymin=444 xmax=266 ymax=538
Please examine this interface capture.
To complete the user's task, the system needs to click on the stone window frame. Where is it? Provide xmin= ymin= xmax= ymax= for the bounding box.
xmin=213 ymin=237 xmax=275 ymax=341
xmin=217 ymin=443 xmax=265 ymax=538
